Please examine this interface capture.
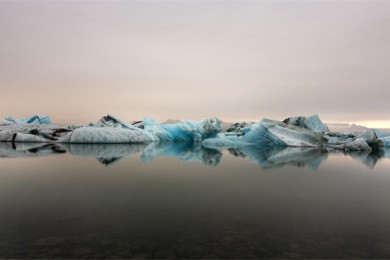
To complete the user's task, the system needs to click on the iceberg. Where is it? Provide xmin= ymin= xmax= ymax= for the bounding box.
xmin=374 ymin=129 xmax=390 ymax=139
xmin=0 ymin=114 xmax=222 ymax=144
xmin=202 ymin=118 xmax=326 ymax=148
xmin=203 ymin=116 xmax=385 ymax=151
xmin=0 ymin=121 xmax=72 ymax=143
xmin=323 ymin=130 xmax=383 ymax=151
xmin=373 ymin=130 xmax=390 ymax=148
xmin=4 ymin=115 xmax=52 ymax=125
xmin=159 ymin=117 xmax=222 ymax=142
xmin=382 ymin=137 xmax=390 ymax=147
xmin=68 ymin=127 xmax=155 ymax=144
xmin=69 ymin=116 xmax=222 ymax=144
xmin=283 ymin=114 xmax=329 ymax=132
xmin=0 ymin=114 xmax=388 ymax=152
xmin=142 ymin=118 xmax=175 ymax=141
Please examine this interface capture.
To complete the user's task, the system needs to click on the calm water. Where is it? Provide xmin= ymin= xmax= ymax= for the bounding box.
xmin=1 ymin=142 xmax=390 ymax=259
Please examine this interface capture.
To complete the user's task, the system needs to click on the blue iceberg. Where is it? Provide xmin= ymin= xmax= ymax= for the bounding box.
xmin=4 ymin=115 xmax=53 ymax=125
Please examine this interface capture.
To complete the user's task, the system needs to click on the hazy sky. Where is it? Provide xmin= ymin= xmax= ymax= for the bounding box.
xmin=1 ymin=1 xmax=389 ymax=126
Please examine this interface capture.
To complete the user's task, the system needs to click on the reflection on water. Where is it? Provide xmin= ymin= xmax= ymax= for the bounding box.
xmin=0 ymin=142 xmax=389 ymax=169
xmin=1 ymin=142 xmax=390 ymax=258
xmin=330 ymin=149 xmax=387 ymax=169
xmin=227 ymin=146 xmax=328 ymax=170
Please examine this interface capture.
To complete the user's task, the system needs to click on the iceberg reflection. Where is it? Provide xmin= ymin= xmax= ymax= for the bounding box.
xmin=0 ymin=142 xmax=388 ymax=169
xmin=226 ymin=146 xmax=329 ymax=169
xmin=63 ymin=143 xmax=149 ymax=166
xmin=140 ymin=142 xmax=222 ymax=167
xmin=0 ymin=142 xmax=66 ymax=158
xmin=327 ymin=148 xmax=387 ymax=169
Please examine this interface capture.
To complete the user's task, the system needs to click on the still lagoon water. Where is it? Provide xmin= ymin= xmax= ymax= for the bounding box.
xmin=1 ymin=142 xmax=390 ymax=258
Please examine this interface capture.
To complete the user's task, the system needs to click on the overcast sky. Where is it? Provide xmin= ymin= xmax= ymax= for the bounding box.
xmin=1 ymin=1 xmax=389 ymax=126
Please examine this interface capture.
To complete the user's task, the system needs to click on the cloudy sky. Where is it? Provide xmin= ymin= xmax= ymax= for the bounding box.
xmin=1 ymin=1 xmax=389 ymax=126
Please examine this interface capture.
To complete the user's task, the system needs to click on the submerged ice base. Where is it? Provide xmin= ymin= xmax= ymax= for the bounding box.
xmin=1 ymin=114 xmax=389 ymax=152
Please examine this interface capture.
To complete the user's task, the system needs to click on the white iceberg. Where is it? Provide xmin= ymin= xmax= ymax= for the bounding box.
xmin=68 ymin=127 xmax=155 ymax=144
xmin=202 ymin=118 xmax=326 ymax=148
xmin=0 ymin=121 xmax=72 ymax=143
xmin=324 ymin=129 xmax=383 ymax=151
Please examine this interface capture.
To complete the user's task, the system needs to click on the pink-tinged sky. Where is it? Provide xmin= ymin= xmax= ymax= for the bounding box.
xmin=0 ymin=1 xmax=389 ymax=126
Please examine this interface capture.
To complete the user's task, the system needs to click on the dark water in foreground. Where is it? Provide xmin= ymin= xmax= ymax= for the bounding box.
xmin=1 ymin=142 xmax=390 ymax=259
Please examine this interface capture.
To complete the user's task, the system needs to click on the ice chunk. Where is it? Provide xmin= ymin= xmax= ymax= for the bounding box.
xmin=93 ymin=115 xmax=222 ymax=142
xmin=375 ymin=130 xmax=390 ymax=138
xmin=0 ymin=123 xmax=71 ymax=143
xmin=4 ymin=115 xmax=52 ymax=125
xmin=142 ymin=118 xmax=175 ymax=141
xmin=204 ymin=116 xmax=380 ymax=151
xmin=0 ymin=114 xmax=223 ymax=144
xmin=283 ymin=114 xmax=329 ymax=132
xmin=96 ymin=114 xmax=136 ymax=129
xmin=375 ymin=129 xmax=390 ymax=148
xmin=324 ymin=130 xmax=383 ymax=151
xmin=201 ymin=136 xmax=248 ymax=148
xmin=225 ymin=122 xmax=254 ymax=136
xmin=382 ymin=137 xmax=390 ymax=147
xmin=69 ymin=127 xmax=155 ymax=144
xmin=161 ymin=117 xmax=222 ymax=142
xmin=203 ymin=118 xmax=326 ymax=148
xmin=260 ymin=119 xmax=326 ymax=146
xmin=326 ymin=137 xmax=372 ymax=151
xmin=13 ymin=133 xmax=51 ymax=143
xmin=356 ymin=130 xmax=384 ymax=148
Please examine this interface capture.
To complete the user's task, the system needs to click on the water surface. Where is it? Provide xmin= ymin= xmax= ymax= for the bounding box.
xmin=0 ymin=143 xmax=390 ymax=258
